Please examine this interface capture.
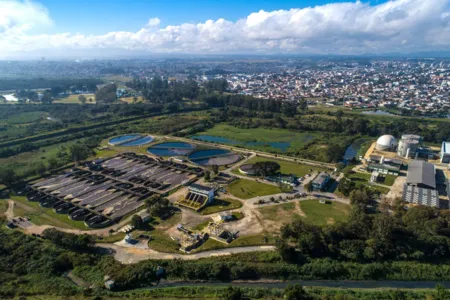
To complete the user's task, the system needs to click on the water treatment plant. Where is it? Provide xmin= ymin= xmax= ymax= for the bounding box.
xmin=147 ymin=142 xmax=195 ymax=157
xmin=108 ymin=134 xmax=154 ymax=146
xmin=188 ymin=149 xmax=241 ymax=166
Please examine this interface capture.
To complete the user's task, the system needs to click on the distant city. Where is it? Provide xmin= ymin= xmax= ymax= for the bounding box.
xmin=1 ymin=57 xmax=450 ymax=116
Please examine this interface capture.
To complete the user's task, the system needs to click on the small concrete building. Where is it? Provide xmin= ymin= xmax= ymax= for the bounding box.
xmin=440 ymin=142 xmax=450 ymax=163
xmin=311 ymin=172 xmax=330 ymax=191
xmin=189 ymin=184 xmax=215 ymax=204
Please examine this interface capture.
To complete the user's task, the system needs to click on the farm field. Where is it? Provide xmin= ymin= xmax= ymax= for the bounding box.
xmin=193 ymin=124 xmax=322 ymax=153
xmin=54 ymin=94 xmax=96 ymax=104
xmin=238 ymin=156 xmax=327 ymax=177
xmin=227 ymin=179 xmax=282 ymax=199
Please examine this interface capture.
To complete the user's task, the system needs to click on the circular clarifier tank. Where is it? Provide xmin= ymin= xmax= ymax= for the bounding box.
xmin=108 ymin=134 xmax=154 ymax=146
xmin=188 ymin=149 xmax=240 ymax=166
xmin=147 ymin=142 xmax=195 ymax=157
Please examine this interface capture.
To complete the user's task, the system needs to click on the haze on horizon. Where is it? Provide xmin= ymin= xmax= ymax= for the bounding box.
xmin=1 ymin=0 xmax=450 ymax=59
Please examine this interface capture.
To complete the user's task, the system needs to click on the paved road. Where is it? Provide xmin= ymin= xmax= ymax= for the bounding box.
xmin=97 ymin=243 xmax=276 ymax=264
xmin=155 ymin=279 xmax=450 ymax=290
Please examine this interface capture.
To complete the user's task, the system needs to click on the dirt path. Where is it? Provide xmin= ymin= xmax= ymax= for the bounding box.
xmin=99 ymin=243 xmax=276 ymax=264
xmin=5 ymin=200 xmax=14 ymax=220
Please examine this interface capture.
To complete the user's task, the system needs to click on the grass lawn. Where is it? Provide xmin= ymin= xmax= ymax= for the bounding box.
xmin=237 ymin=156 xmax=326 ymax=177
xmin=0 ymin=200 xmax=7 ymax=216
xmin=96 ymin=232 xmax=126 ymax=243
xmin=10 ymin=195 xmax=91 ymax=230
xmin=199 ymin=198 xmax=243 ymax=215
xmin=54 ymin=94 xmax=96 ymax=104
xmin=194 ymin=123 xmax=321 ymax=153
xmin=259 ymin=202 xmax=297 ymax=222
xmin=380 ymin=174 xmax=397 ymax=186
xmin=300 ymin=200 xmax=350 ymax=226
xmin=191 ymin=234 xmax=275 ymax=253
xmin=227 ymin=179 xmax=282 ymax=199
xmin=147 ymin=229 xmax=180 ymax=253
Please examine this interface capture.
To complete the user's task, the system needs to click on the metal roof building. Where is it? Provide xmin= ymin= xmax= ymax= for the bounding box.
xmin=402 ymin=184 xmax=439 ymax=208
xmin=440 ymin=142 xmax=450 ymax=163
xmin=406 ymin=160 xmax=436 ymax=190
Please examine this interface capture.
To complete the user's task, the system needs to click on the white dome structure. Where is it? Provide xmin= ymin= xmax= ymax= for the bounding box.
xmin=376 ymin=135 xmax=398 ymax=151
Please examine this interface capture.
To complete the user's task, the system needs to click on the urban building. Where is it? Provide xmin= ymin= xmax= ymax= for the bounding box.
xmin=311 ymin=172 xmax=330 ymax=191
xmin=440 ymin=142 xmax=450 ymax=163
xmin=406 ymin=160 xmax=436 ymax=190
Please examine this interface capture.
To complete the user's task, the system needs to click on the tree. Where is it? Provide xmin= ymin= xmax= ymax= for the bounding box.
xmin=223 ymin=286 xmax=242 ymax=300
xmin=78 ymin=95 xmax=87 ymax=104
xmin=304 ymin=181 xmax=313 ymax=194
xmin=253 ymin=161 xmax=280 ymax=177
xmin=284 ymin=284 xmax=310 ymax=300
xmin=350 ymin=189 xmax=371 ymax=205
xmin=146 ymin=195 xmax=171 ymax=218
xmin=69 ymin=144 xmax=91 ymax=164
xmin=41 ymin=90 xmax=53 ymax=104
xmin=0 ymin=168 xmax=18 ymax=187
xmin=204 ymin=170 xmax=211 ymax=181
xmin=133 ymin=96 xmax=138 ymax=104
xmin=211 ymin=164 xmax=219 ymax=175
xmin=33 ymin=162 xmax=47 ymax=176
xmin=131 ymin=215 xmax=144 ymax=229
xmin=95 ymin=84 xmax=117 ymax=103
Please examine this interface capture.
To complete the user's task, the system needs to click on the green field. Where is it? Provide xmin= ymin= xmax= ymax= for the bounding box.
xmin=10 ymin=195 xmax=91 ymax=230
xmin=192 ymin=234 xmax=275 ymax=253
xmin=259 ymin=202 xmax=297 ymax=222
xmin=227 ymin=179 xmax=282 ymax=199
xmin=199 ymin=198 xmax=243 ymax=215
xmin=300 ymin=200 xmax=350 ymax=226
xmin=346 ymin=171 xmax=392 ymax=193
xmin=238 ymin=156 xmax=327 ymax=177
xmin=194 ymin=124 xmax=321 ymax=153
xmin=54 ymin=94 xmax=96 ymax=104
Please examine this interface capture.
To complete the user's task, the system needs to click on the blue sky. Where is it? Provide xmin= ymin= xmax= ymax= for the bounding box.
xmin=39 ymin=0 xmax=387 ymax=34
xmin=0 ymin=0 xmax=449 ymax=57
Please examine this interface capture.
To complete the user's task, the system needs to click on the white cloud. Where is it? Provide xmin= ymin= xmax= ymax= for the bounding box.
xmin=146 ymin=17 xmax=160 ymax=28
xmin=0 ymin=0 xmax=450 ymax=56
xmin=0 ymin=0 xmax=51 ymax=34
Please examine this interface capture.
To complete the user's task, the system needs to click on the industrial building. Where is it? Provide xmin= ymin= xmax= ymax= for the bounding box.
xmin=402 ymin=185 xmax=439 ymax=208
xmin=176 ymin=183 xmax=215 ymax=211
xmin=440 ymin=142 xmax=450 ymax=163
xmin=406 ymin=160 xmax=436 ymax=189
xmin=366 ymin=155 xmax=402 ymax=175
xmin=311 ymin=172 xmax=330 ymax=191
xmin=397 ymin=134 xmax=422 ymax=158
xmin=403 ymin=160 xmax=440 ymax=208
xmin=375 ymin=135 xmax=398 ymax=151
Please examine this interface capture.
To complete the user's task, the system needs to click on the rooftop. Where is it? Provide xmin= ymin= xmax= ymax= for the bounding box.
xmin=442 ymin=142 xmax=450 ymax=155
xmin=402 ymin=184 xmax=439 ymax=208
xmin=312 ymin=172 xmax=330 ymax=186
xmin=406 ymin=160 xmax=436 ymax=189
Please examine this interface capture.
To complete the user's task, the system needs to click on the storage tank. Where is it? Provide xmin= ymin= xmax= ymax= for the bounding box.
xmin=397 ymin=137 xmax=420 ymax=158
xmin=375 ymin=135 xmax=398 ymax=151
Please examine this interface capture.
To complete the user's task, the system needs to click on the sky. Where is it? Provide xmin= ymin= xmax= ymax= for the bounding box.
xmin=1 ymin=0 xmax=450 ymax=58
